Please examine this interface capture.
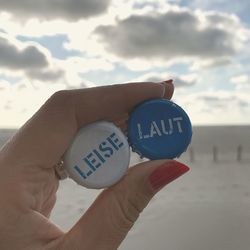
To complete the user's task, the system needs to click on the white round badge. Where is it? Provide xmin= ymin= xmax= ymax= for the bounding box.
xmin=63 ymin=121 xmax=130 ymax=189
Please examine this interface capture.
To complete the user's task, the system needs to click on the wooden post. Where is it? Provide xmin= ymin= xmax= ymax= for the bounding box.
xmin=189 ymin=147 xmax=194 ymax=162
xmin=213 ymin=146 xmax=218 ymax=163
xmin=237 ymin=145 xmax=243 ymax=162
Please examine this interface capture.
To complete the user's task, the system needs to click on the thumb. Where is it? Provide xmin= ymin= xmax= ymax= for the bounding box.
xmin=61 ymin=160 xmax=189 ymax=250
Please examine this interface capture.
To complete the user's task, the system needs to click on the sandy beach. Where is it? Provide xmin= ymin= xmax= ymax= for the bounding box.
xmin=1 ymin=126 xmax=250 ymax=250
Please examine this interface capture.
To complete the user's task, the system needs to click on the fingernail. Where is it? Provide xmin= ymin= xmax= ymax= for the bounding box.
xmin=160 ymin=79 xmax=174 ymax=98
xmin=149 ymin=161 xmax=189 ymax=191
xmin=163 ymin=79 xmax=173 ymax=86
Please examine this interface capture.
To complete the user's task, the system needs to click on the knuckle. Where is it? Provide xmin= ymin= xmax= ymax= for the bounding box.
xmin=109 ymin=181 xmax=152 ymax=231
xmin=128 ymin=190 xmax=152 ymax=216
xmin=109 ymin=187 xmax=135 ymax=231
xmin=42 ymin=90 xmax=74 ymax=116
xmin=46 ymin=90 xmax=73 ymax=108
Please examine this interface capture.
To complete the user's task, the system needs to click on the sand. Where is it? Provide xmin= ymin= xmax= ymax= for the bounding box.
xmin=50 ymin=154 xmax=250 ymax=250
xmin=1 ymin=126 xmax=250 ymax=249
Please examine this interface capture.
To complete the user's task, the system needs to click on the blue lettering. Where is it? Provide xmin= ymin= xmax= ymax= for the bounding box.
xmin=74 ymin=165 xmax=86 ymax=179
xmin=84 ymin=152 xmax=101 ymax=170
xmin=99 ymin=141 xmax=113 ymax=158
xmin=86 ymin=169 xmax=93 ymax=176
xmin=108 ymin=132 xmax=124 ymax=150
xmin=93 ymin=149 xmax=105 ymax=163
xmin=75 ymin=132 xmax=125 ymax=180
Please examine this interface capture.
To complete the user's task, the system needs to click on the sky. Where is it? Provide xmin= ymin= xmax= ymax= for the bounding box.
xmin=0 ymin=0 xmax=250 ymax=128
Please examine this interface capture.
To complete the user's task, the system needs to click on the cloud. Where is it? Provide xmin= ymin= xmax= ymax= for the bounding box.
xmin=230 ymin=74 xmax=250 ymax=90
xmin=0 ymin=33 xmax=104 ymax=89
xmin=16 ymin=34 xmax=82 ymax=60
xmin=130 ymin=72 xmax=198 ymax=87
xmin=0 ymin=79 xmax=11 ymax=91
xmin=175 ymin=90 xmax=250 ymax=125
xmin=0 ymin=75 xmax=97 ymax=128
xmin=26 ymin=69 xmax=65 ymax=82
xmin=94 ymin=9 xmax=244 ymax=66
xmin=0 ymin=33 xmax=65 ymax=82
xmin=191 ymin=0 xmax=250 ymax=16
xmin=198 ymin=95 xmax=231 ymax=109
xmin=0 ymin=34 xmax=48 ymax=70
xmin=0 ymin=28 xmax=6 ymax=33
xmin=0 ymin=0 xmax=111 ymax=21
xmin=0 ymin=80 xmax=66 ymax=128
xmin=196 ymin=92 xmax=250 ymax=111
xmin=191 ymin=57 xmax=232 ymax=70
xmin=238 ymin=100 xmax=249 ymax=108
xmin=231 ymin=74 xmax=249 ymax=84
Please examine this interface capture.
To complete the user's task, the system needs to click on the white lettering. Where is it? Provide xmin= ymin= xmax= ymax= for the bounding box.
xmin=168 ymin=119 xmax=173 ymax=135
xmin=150 ymin=121 xmax=162 ymax=137
xmin=137 ymin=123 xmax=143 ymax=139
xmin=173 ymin=117 xmax=183 ymax=133
xmin=137 ymin=117 xmax=184 ymax=139
xmin=161 ymin=119 xmax=168 ymax=135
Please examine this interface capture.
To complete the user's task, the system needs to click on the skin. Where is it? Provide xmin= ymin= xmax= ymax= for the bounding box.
xmin=0 ymin=81 xmax=182 ymax=250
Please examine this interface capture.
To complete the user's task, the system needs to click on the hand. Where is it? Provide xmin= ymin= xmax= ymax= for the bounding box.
xmin=0 ymin=81 xmax=189 ymax=250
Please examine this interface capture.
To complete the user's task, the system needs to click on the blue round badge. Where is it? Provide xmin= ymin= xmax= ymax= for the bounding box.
xmin=128 ymin=99 xmax=192 ymax=160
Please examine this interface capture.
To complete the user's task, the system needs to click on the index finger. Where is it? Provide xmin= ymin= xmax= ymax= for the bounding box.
xmin=73 ymin=81 xmax=173 ymax=125
xmin=3 ymin=81 xmax=173 ymax=168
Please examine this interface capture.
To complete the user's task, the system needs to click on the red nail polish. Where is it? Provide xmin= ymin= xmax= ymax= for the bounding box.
xmin=163 ymin=79 xmax=174 ymax=85
xmin=149 ymin=161 xmax=189 ymax=191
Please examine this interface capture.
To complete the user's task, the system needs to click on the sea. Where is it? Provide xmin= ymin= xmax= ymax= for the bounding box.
xmin=1 ymin=125 xmax=250 ymax=161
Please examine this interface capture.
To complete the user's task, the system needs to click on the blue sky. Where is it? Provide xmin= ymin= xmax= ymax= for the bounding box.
xmin=17 ymin=34 xmax=82 ymax=59
xmin=0 ymin=0 xmax=250 ymax=127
